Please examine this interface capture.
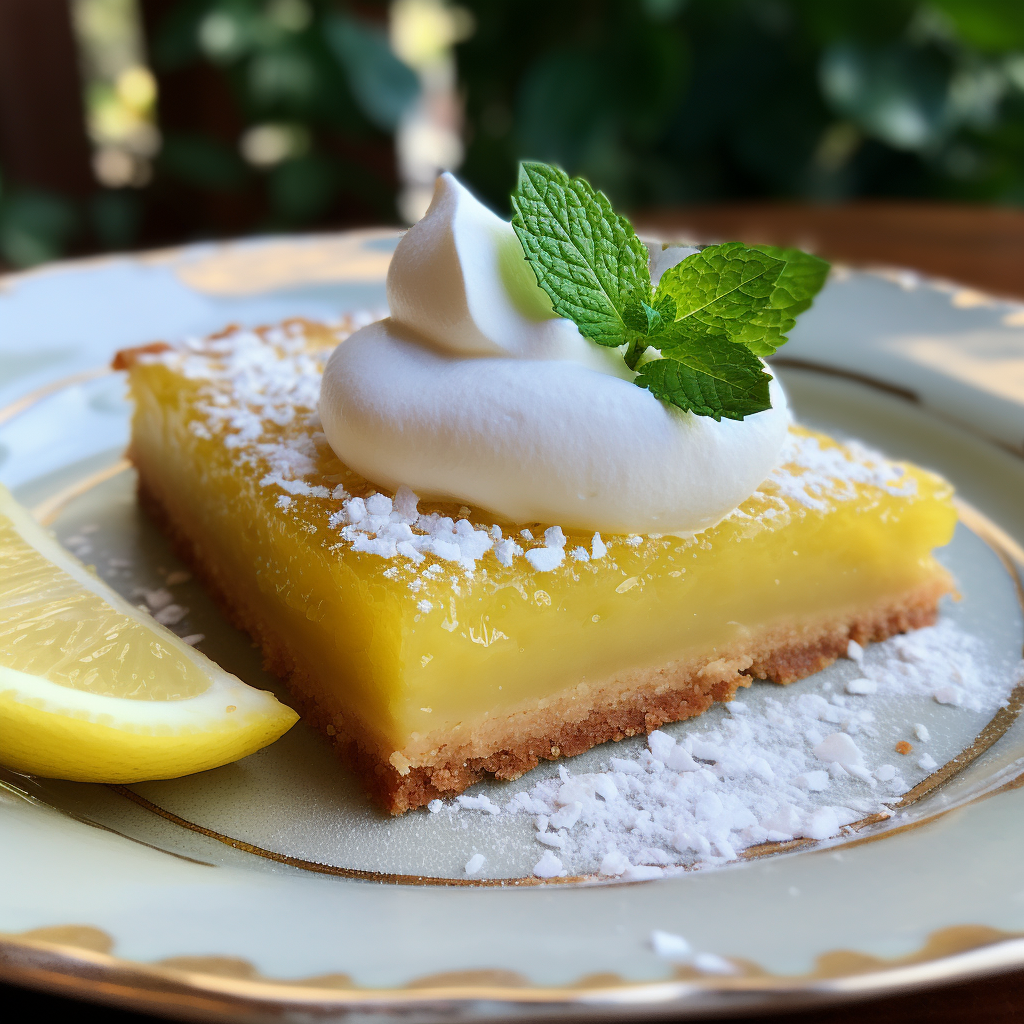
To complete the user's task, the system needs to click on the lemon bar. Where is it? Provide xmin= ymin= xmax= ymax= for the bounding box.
xmin=115 ymin=318 xmax=956 ymax=813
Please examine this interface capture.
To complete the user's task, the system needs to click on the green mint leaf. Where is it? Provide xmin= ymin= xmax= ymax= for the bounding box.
xmin=510 ymin=162 xmax=650 ymax=348
xmin=653 ymin=292 xmax=676 ymax=322
xmin=635 ymin=323 xmax=773 ymax=421
xmin=652 ymin=241 xmax=784 ymax=349
xmin=503 ymin=162 xmax=826 ymax=421
xmin=654 ymin=242 xmax=830 ymax=357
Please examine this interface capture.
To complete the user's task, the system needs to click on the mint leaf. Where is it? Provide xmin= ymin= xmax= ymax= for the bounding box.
xmin=654 ymin=242 xmax=830 ymax=357
xmin=503 ymin=162 xmax=827 ymax=420
xmin=510 ymin=162 xmax=650 ymax=348
xmin=652 ymin=292 xmax=676 ymax=322
xmin=652 ymin=241 xmax=784 ymax=347
xmin=621 ymin=300 xmax=663 ymax=368
xmin=622 ymin=300 xmax=663 ymax=337
xmin=635 ymin=324 xmax=773 ymax=421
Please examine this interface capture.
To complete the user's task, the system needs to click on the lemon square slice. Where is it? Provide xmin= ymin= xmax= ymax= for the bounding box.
xmin=115 ymin=319 xmax=955 ymax=813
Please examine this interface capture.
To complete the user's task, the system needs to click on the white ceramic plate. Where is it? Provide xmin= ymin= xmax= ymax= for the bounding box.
xmin=1 ymin=233 xmax=1023 ymax=1021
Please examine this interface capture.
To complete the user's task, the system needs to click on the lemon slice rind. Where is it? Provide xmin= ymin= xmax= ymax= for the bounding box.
xmin=0 ymin=663 xmax=295 ymax=781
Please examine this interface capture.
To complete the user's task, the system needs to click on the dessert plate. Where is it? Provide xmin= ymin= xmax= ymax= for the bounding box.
xmin=1 ymin=232 xmax=1024 ymax=1021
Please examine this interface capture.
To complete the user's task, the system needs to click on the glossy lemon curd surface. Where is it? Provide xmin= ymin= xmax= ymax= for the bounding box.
xmin=124 ymin=324 xmax=956 ymax=761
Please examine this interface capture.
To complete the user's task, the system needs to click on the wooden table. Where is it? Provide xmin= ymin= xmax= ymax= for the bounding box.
xmin=4 ymin=202 xmax=1023 ymax=1022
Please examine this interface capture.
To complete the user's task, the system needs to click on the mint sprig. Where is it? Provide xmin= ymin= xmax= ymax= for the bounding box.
xmin=652 ymin=242 xmax=783 ymax=345
xmin=510 ymin=161 xmax=829 ymax=420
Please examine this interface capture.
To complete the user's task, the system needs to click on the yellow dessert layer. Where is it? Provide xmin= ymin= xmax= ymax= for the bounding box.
xmin=121 ymin=320 xmax=956 ymax=770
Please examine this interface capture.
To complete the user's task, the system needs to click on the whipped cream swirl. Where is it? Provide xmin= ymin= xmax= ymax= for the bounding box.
xmin=319 ymin=174 xmax=789 ymax=534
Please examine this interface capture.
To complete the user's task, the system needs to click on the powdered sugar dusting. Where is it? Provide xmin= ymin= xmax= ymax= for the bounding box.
xmin=724 ymin=431 xmax=920 ymax=534
xmin=765 ymin=433 xmax=917 ymax=512
xmin=142 ymin=315 xmax=603 ymax=579
xmin=142 ymin=318 xmax=936 ymax=588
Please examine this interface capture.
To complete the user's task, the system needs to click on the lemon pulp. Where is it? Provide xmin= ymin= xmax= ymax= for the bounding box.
xmin=0 ymin=517 xmax=208 ymax=699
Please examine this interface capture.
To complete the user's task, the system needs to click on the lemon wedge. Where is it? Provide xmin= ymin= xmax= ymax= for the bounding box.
xmin=0 ymin=483 xmax=298 ymax=782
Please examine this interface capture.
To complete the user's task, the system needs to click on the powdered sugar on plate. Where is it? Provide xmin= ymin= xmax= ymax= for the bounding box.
xmin=437 ymin=617 xmax=1022 ymax=881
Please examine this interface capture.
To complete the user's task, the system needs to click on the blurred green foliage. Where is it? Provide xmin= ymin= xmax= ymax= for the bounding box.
xmin=146 ymin=0 xmax=418 ymax=230
xmin=0 ymin=180 xmax=148 ymax=267
xmin=0 ymin=0 xmax=419 ymax=267
xmin=2 ymin=0 xmax=1023 ymax=269
xmin=456 ymin=0 xmax=1024 ymax=213
xmin=0 ymin=178 xmax=79 ymax=267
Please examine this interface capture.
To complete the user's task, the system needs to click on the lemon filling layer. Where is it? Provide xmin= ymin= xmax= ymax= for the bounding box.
xmin=118 ymin=319 xmax=957 ymax=793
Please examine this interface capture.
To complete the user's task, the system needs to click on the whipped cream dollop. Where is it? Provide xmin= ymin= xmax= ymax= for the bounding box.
xmin=319 ymin=174 xmax=789 ymax=534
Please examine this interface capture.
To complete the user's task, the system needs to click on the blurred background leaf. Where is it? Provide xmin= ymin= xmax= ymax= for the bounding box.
xmin=456 ymin=0 xmax=1024 ymax=212
xmin=324 ymin=11 xmax=420 ymax=131
xmin=0 ymin=181 xmax=79 ymax=267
